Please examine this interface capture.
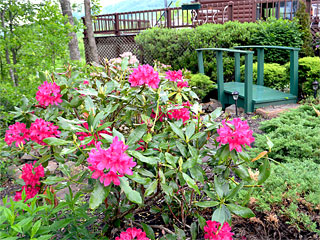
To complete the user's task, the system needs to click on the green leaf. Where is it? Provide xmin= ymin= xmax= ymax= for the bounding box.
xmin=43 ymin=138 xmax=72 ymax=146
xmin=144 ymin=180 xmax=158 ymax=197
xmin=168 ymin=122 xmax=185 ymax=140
xmin=142 ymin=133 xmax=152 ymax=143
xmin=60 ymin=147 xmax=77 ymax=156
xmin=49 ymin=219 xmax=72 ymax=232
xmin=77 ymin=89 xmax=98 ymax=96
xmin=176 ymin=141 xmax=187 ymax=158
xmin=226 ymin=182 xmax=244 ymax=200
xmin=258 ymin=159 xmax=271 ymax=184
xmin=128 ymin=150 xmax=157 ymax=165
xmin=127 ymin=124 xmax=147 ymax=146
xmin=189 ymin=132 xmax=206 ymax=141
xmin=190 ymin=222 xmax=197 ymax=240
xmin=226 ymin=203 xmax=255 ymax=218
xmin=185 ymin=122 xmax=195 ymax=141
xmin=141 ymin=223 xmax=155 ymax=240
xmin=182 ymin=172 xmax=200 ymax=194
xmin=211 ymin=205 xmax=231 ymax=224
xmin=165 ymin=152 xmax=178 ymax=167
xmin=161 ymin=183 xmax=173 ymax=196
xmin=126 ymin=172 xmax=151 ymax=185
xmin=31 ymin=220 xmax=42 ymax=238
xmin=266 ymin=136 xmax=274 ymax=152
xmin=119 ymin=178 xmax=142 ymax=204
xmin=195 ymin=201 xmax=219 ymax=208
xmin=37 ymin=235 xmax=54 ymax=240
xmin=100 ymin=133 xmax=113 ymax=143
xmin=11 ymin=224 xmax=23 ymax=234
xmin=138 ymin=168 xmax=155 ymax=178
xmin=42 ymin=176 xmax=66 ymax=185
xmin=89 ymin=182 xmax=110 ymax=210
xmin=112 ymin=128 xmax=125 ymax=142
xmin=234 ymin=165 xmax=251 ymax=181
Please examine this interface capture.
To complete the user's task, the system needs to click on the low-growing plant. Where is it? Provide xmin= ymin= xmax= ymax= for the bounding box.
xmin=237 ymin=160 xmax=320 ymax=234
xmin=186 ymin=73 xmax=216 ymax=100
xmin=250 ymin=104 xmax=320 ymax=163
xmin=1 ymin=55 xmax=270 ymax=239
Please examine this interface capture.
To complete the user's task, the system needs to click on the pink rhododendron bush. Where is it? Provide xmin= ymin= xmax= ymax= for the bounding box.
xmin=0 ymin=54 xmax=271 ymax=239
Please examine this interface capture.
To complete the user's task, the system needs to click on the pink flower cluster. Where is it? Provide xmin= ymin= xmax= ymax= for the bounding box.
xmin=204 ymin=221 xmax=234 ymax=240
xmin=115 ymin=227 xmax=150 ymax=240
xmin=167 ymin=102 xmax=192 ymax=123
xmin=35 ymin=81 xmax=62 ymax=107
xmin=165 ymin=70 xmax=189 ymax=89
xmin=216 ymin=118 xmax=255 ymax=152
xmin=4 ymin=122 xmax=30 ymax=147
xmin=87 ymin=136 xmax=136 ymax=186
xmin=5 ymin=119 xmax=60 ymax=147
xmin=14 ymin=162 xmax=45 ymax=202
xmin=128 ymin=65 xmax=160 ymax=89
xmin=76 ymin=122 xmax=112 ymax=148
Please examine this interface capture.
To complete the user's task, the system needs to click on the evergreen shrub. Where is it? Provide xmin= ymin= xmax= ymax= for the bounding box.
xmin=187 ymin=73 xmax=216 ymax=100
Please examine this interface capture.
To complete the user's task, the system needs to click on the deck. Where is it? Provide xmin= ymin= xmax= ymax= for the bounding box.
xmin=223 ymin=82 xmax=297 ymax=109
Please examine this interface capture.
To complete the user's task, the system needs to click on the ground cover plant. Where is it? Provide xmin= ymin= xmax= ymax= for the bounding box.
xmin=0 ymin=54 xmax=271 ymax=239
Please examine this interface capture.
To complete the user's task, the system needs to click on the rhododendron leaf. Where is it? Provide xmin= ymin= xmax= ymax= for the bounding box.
xmin=84 ymin=97 xmax=96 ymax=115
xmin=212 ymin=205 xmax=231 ymax=223
xmin=234 ymin=165 xmax=251 ymax=181
xmin=189 ymin=166 xmax=204 ymax=184
xmin=69 ymin=96 xmax=82 ymax=108
xmin=266 ymin=136 xmax=274 ymax=152
xmin=160 ymin=89 xmax=169 ymax=103
xmin=174 ymin=225 xmax=186 ymax=239
xmin=91 ymin=111 xmax=106 ymax=130
xmin=238 ymin=151 xmax=251 ymax=162
xmin=182 ymin=157 xmax=197 ymax=170
xmin=195 ymin=201 xmax=219 ymax=208
xmin=112 ymin=128 xmax=125 ymax=142
xmin=168 ymin=122 xmax=185 ymax=140
xmin=142 ymin=133 xmax=152 ymax=143
xmin=176 ymin=142 xmax=187 ymax=158
xmin=96 ymin=121 xmax=112 ymax=132
xmin=121 ymin=57 xmax=129 ymax=70
xmin=127 ymin=172 xmax=151 ymax=185
xmin=119 ymin=178 xmax=142 ymax=204
xmin=89 ymin=182 xmax=110 ymax=210
xmin=128 ymin=150 xmax=157 ymax=165
xmin=226 ymin=182 xmax=244 ymax=200
xmin=165 ymin=152 xmax=178 ymax=167
xmin=42 ymin=138 xmax=72 ymax=146
xmin=38 ymin=71 xmax=47 ymax=82
xmin=60 ymin=147 xmax=77 ymax=156
xmin=137 ymin=168 xmax=155 ymax=178
xmin=226 ymin=203 xmax=255 ymax=218
xmin=258 ymin=159 xmax=271 ymax=185
xmin=31 ymin=220 xmax=41 ymax=238
xmin=105 ymin=81 xmax=116 ymax=94
xmin=77 ymin=89 xmax=98 ymax=96
xmin=141 ymin=223 xmax=155 ymax=240
xmin=190 ymin=222 xmax=197 ymax=240
xmin=189 ymin=132 xmax=206 ymax=141
xmin=100 ymin=133 xmax=113 ymax=143
xmin=161 ymin=183 xmax=173 ymax=196
xmin=42 ymin=176 xmax=66 ymax=185
xmin=182 ymin=172 xmax=200 ymax=194
xmin=59 ymin=163 xmax=71 ymax=178
xmin=127 ymin=124 xmax=147 ymax=146
xmin=57 ymin=117 xmax=87 ymax=132
xmin=185 ymin=122 xmax=195 ymax=141
xmin=144 ymin=180 xmax=157 ymax=197
xmin=252 ymin=151 xmax=268 ymax=162
xmin=12 ymin=224 xmax=23 ymax=234
xmin=49 ymin=218 xmax=72 ymax=232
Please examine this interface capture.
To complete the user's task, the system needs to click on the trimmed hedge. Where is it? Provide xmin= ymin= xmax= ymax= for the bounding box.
xmin=135 ymin=18 xmax=303 ymax=82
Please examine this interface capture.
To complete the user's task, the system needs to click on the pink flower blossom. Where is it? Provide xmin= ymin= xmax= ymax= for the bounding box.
xmin=204 ymin=221 xmax=234 ymax=240
xmin=4 ymin=122 xmax=30 ymax=147
xmin=83 ymin=80 xmax=89 ymax=85
xmin=115 ymin=227 xmax=150 ymax=240
xmin=167 ymin=102 xmax=192 ymax=123
xmin=165 ymin=70 xmax=183 ymax=82
xmin=177 ymin=80 xmax=189 ymax=88
xmin=35 ymin=81 xmax=62 ymax=107
xmin=21 ymin=162 xmax=45 ymax=187
xmin=150 ymin=106 xmax=167 ymax=122
xmin=216 ymin=118 xmax=255 ymax=152
xmin=128 ymin=65 xmax=160 ymax=88
xmin=29 ymin=119 xmax=60 ymax=145
xmin=76 ymin=122 xmax=112 ymax=148
xmin=87 ymin=137 xmax=136 ymax=186
xmin=14 ymin=185 xmax=40 ymax=202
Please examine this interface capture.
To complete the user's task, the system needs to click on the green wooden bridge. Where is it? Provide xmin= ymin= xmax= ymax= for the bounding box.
xmin=196 ymin=46 xmax=300 ymax=113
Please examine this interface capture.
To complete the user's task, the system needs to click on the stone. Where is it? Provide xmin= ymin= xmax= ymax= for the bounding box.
xmin=225 ymin=104 xmax=245 ymax=115
xmin=256 ymin=104 xmax=300 ymax=119
xmin=201 ymin=99 xmax=222 ymax=113
xmin=46 ymin=161 xmax=58 ymax=174
xmin=7 ymin=165 xmax=22 ymax=180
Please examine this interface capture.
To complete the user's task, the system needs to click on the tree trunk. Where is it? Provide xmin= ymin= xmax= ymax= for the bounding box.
xmin=59 ymin=0 xmax=81 ymax=61
xmin=84 ymin=0 xmax=99 ymax=63
xmin=1 ymin=10 xmax=16 ymax=86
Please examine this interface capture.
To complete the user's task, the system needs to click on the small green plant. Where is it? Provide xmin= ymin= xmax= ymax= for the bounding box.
xmin=187 ymin=73 xmax=216 ymax=100
xmin=250 ymin=104 xmax=320 ymax=163
xmin=238 ymin=160 xmax=320 ymax=233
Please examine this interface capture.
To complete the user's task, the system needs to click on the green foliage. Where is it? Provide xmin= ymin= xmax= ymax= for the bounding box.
xmin=295 ymin=0 xmax=314 ymax=57
xmin=238 ymin=160 xmax=320 ymax=233
xmin=285 ymin=57 xmax=320 ymax=97
xmin=135 ymin=18 xmax=303 ymax=80
xmin=251 ymin=104 xmax=320 ymax=163
xmin=240 ymin=62 xmax=287 ymax=90
xmin=187 ymin=73 xmax=216 ymax=99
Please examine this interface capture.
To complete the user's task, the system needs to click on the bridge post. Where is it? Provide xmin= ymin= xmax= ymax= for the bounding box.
xmin=234 ymin=52 xmax=240 ymax=82
xmin=216 ymin=51 xmax=225 ymax=109
xmin=257 ymin=48 xmax=264 ymax=86
xmin=244 ymin=52 xmax=253 ymax=112
xmin=290 ymin=49 xmax=299 ymax=97
xmin=197 ymin=50 xmax=205 ymax=74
